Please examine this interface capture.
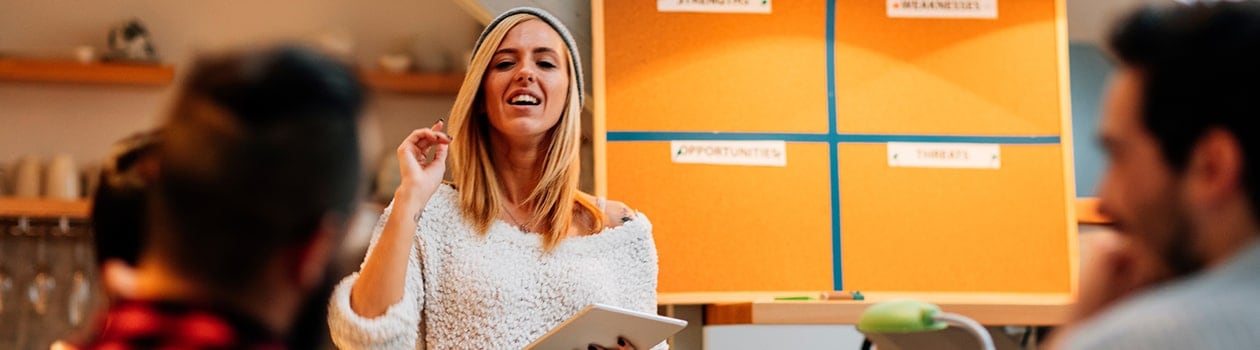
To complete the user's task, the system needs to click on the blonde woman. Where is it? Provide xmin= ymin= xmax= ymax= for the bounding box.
xmin=328 ymin=7 xmax=662 ymax=350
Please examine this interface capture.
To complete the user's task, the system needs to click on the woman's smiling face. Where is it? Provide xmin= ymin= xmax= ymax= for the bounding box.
xmin=481 ymin=19 xmax=571 ymax=139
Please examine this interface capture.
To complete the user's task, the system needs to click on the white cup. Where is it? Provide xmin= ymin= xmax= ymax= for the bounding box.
xmin=377 ymin=54 xmax=412 ymax=73
xmin=45 ymin=154 xmax=80 ymax=200
xmin=14 ymin=155 xmax=42 ymax=198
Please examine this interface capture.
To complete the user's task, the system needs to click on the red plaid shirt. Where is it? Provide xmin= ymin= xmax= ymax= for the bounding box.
xmin=78 ymin=300 xmax=285 ymax=350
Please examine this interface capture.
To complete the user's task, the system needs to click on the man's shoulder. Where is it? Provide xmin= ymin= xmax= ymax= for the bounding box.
xmin=80 ymin=299 xmax=285 ymax=349
xmin=1067 ymin=277 xmax=1260 ymax=349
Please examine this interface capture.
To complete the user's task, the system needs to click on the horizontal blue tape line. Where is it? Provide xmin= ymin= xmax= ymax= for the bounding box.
xmin=835 ymin=134 xmax=1061 ymax=144
xmin=606 ymin=132 xmax=830 ymax=142
xmin=606 ymin=131 xmax=1060 ymax=144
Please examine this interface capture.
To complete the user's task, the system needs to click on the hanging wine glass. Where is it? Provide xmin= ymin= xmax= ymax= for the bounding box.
xmin=68 ymin=228 xmax=92 ymax=326
xmin=0 ymin=222 xmax=13 ymax=317
xmin=0 ymin=220 xmax=21 ymax=350
xmin=27 ymin=218 xmax=55 ymax=317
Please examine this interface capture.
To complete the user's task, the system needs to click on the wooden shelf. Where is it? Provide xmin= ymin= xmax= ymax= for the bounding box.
xmin=0 ymin=198 xmax=91 ymax=219
xmin=660 ymin=291 xmax=822 ymax=305
xmin=360 ymin=71 xmax=463 ymax=95
xmin=0 ymin=58 xmax=174 ymax=86
xmin=704 ymin=292 xmax=1073 ymax=326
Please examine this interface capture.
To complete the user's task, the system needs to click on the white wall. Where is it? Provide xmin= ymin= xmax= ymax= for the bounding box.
xmin=1067 ymin=0 xmax=1166 ymax=45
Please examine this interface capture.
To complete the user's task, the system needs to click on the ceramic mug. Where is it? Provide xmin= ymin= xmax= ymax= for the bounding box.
xmin=45 ymin=154 xmax=80 ymax=200
xmin=13 ymin=155 xmax=42 ymax=198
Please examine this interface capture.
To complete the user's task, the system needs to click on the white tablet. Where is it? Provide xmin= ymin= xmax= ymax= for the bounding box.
xmin=525 ymin=304 xmax=688 ymax=350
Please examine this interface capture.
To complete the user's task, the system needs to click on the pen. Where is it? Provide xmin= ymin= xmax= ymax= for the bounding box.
xmin=821 ymin=291 xmax=864 ymax=300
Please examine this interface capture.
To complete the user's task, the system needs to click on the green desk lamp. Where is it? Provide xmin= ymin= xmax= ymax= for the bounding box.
xmin=857 ymin=300 xmax=995 ymax=350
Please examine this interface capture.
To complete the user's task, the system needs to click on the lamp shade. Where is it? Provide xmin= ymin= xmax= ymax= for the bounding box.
xmin=857 ymin=300 xmax=948 ymax=333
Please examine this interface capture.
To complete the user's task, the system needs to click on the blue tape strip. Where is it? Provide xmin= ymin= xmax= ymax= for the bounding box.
xmin=606 ymin=131 xmax=829 ymax=142
xmin=826 ymin=0 xmax=843 ymax=291
xmin=606 ymin=131 xmax=1061 ymax=145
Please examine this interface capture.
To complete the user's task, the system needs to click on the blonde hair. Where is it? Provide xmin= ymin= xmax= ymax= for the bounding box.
xmin=447 ymin=14 xmax=605 ymax=250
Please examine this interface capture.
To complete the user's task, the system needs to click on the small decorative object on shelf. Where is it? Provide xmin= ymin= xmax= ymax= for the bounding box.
xmin=312 ymin=29 xmax=355 ymax=63
xmin=74 ymin=46 xmax=96 ymax=64
xmin=412 ymin=37 xmax=453 ymax=73
xmin=103 ymin=19 xmax=158 ymax=63
xmin=377 ymin=54 xmax=413 ymax=73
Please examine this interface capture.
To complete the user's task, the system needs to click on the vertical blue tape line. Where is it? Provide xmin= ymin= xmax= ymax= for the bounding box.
xmin=826 ymin=0 xmax=843 ymax=291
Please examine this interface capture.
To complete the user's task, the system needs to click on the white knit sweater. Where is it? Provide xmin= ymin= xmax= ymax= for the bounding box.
xmin=328 ymin=185 xmax=664 ymax=349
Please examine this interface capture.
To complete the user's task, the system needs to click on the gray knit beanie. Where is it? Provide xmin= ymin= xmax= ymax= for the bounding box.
xmin=472 ymin=7 xmax=584 ymax=106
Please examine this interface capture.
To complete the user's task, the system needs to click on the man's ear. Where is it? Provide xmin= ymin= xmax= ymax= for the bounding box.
xmin=294 ymin=214 xmax=345 ymax=290
xmin=1184 ymin=128 xmax=1244 ymax=209
xmin=101 ymin=259 xmax=137 ymax=299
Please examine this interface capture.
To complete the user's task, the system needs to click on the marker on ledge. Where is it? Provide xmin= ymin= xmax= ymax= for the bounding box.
xmin=774 ymin=291 xmax=865 ymax=301
xmin=822 ymin=291 xmax=864 ymax=300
